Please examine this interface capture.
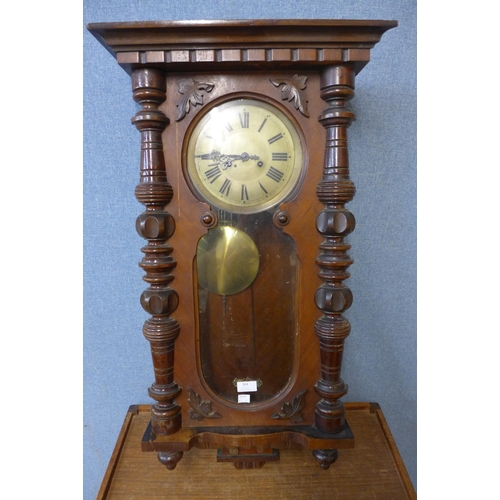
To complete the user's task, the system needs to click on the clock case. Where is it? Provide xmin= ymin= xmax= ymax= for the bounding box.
xmin=87 ymin=19 xmax=397 ymax=470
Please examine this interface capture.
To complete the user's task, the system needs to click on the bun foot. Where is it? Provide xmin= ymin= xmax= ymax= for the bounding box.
xmin=157 ymin=451 xmax=183 ymax=470
xmin=312 ymin=448 xmax=338 ymax=470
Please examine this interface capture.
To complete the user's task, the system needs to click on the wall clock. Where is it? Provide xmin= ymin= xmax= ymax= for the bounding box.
xmin=87 ymin=19 xmax=397 ymax=471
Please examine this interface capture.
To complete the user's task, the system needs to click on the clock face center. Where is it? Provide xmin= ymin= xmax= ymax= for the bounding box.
xmin=213 ymin=131 xmax=267 ymax=182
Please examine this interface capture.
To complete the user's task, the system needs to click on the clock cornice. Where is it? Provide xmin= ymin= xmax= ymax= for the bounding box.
xmin=87 ymin=19 xmax=397 ymax=74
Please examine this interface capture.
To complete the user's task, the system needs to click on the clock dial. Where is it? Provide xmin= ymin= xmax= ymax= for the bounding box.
xmin=186 ymin=98 xmax=303 ymax=214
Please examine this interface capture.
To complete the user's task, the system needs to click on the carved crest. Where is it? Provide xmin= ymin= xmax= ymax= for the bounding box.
xmin=175 ymin=79 xmax=214 ymax=121
xmin=187 ymin=388 xmax=222 ymax=421
xmin=270 ymin=75 xmax=310 ymax=117
xmin=271 ymin=389 xmax=307 ymax=423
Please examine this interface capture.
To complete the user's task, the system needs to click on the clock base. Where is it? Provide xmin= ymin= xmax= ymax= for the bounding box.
xmin=141 ymin=419 xmax=354 ymax=470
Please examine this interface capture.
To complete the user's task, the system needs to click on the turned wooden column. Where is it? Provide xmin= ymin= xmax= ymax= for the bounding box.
xmin=314 ymin=65 xmax=356 ymax=436
xmin=131 ymin=68 xmax=182 ymax=437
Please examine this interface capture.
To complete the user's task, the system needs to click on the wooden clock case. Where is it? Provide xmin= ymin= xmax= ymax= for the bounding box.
xmin=87 ymin=19 xmax=397 ymax=470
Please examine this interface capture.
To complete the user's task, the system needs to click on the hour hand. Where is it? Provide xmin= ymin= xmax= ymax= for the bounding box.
xmin=235 ymin=152 xmax=259 ymax=162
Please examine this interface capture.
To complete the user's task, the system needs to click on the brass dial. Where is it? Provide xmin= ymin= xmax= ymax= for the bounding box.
xmin=186 ymin=98 xmax=304 ymax=214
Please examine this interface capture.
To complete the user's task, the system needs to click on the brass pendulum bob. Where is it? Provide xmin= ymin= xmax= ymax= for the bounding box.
xmin=196 ymin=211 xmax=260 ymax=298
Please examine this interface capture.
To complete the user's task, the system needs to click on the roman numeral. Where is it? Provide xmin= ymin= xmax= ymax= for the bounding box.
xmin=239 ymin=111 xmax=249 ymax=128
xmin=266 ymin=166 xmax=284 ymax=183
xmin=225 ymin=122 xmax=233 ymax=132
xmin=205 ymin=165 xmax=222 ymax=183
xmin=259 ymin=182 xmax=268 ymax=194
xmin=197 ymin=153 xmax=212 ymax=160
xmin=258 ymin=118 xmax=267 ymax=132
xmin=272 ymin=152 xmax=288 ymax=161
xmin=219 ymin=178 xmax=232 ymax=196
xmin=268 ymin=133 xmax=283 ymax=144
xmin=241 ymin=184 xmax=249 ymax=201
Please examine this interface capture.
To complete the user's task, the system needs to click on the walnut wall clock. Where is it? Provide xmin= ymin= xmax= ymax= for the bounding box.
xmin=87 ymin=19 xmax=397 ymax=470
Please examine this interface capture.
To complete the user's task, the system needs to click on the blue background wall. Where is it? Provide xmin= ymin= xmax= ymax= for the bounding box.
xmin=83 ymin=1 xmax=416 ymax=498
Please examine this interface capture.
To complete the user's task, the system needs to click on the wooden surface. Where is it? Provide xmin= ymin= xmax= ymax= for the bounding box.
xmin=97 ymin=402 xmax=416 ymax=499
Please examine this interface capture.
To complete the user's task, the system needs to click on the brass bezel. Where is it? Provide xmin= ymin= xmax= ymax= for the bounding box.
xmin=183 ymin=93 xmax=307 ymax=215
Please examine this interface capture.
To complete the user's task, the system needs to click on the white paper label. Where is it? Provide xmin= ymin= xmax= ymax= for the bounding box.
xmin=236 ymin=380 xmax=258 ymax=393
xmin=238 ymin=394 xmax=251 ymax=403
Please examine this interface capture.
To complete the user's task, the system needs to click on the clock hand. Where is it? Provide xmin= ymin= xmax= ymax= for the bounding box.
xmin=230 ymin=152 xmax=260 ymax=162
xmin=199 ymin=150 xmax=260 ymax=169
xmin=220 ymin=153 xmax=260 ymax=169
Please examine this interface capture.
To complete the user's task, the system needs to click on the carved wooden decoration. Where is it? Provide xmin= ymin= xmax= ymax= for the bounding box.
xmin=271 ymin=389 xmax=307 ymax=423
xmin=175 ymin=78 xmax=215 ymax=121
xmin=187 ymin=388 xmax=222 ymax=420
xmin=87 ymin=19 xmax=397 ymax=472
xmin=270 ymin=75 xmax=310 ymax=117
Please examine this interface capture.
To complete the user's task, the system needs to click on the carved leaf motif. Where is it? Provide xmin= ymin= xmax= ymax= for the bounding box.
xmin=176 ymin=79 xmax=214 ymax=121
xmin=187 ymin=388 xmax=222 ymax=421
xmin=270 ymin=75 xmax=310 ymax=117
xmin=271 ymin=389 xmax=307 ymax=423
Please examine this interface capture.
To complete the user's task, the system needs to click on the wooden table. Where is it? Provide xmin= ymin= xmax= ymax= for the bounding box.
xmin=97 ymin=402 xmax=416 ymax=499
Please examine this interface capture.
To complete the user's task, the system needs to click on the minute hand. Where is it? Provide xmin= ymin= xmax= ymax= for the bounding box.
xmin=219 ymin=152 xmax=259 ymax=169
